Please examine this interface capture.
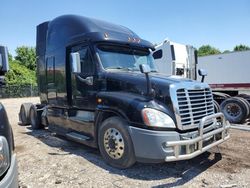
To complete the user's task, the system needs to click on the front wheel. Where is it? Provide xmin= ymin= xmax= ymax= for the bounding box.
xmin=98 ymin=116 xmax=136 ymax=169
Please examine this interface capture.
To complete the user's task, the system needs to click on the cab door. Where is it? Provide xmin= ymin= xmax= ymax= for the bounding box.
xmin=70 ymin=45 xmax=97 ymax=110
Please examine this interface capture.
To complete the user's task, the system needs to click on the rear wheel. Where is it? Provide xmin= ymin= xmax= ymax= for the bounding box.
xmin=220 ymin=97 xmax=249 ymax=124
xmin=29 ymin=105 xmax=43 ymax=129
xmin=19 ymin=103 xmax=33 ymax=125
xmin=236 ymin=95 xmax=250 ymax=118
xmin=235 ymin=97 xmax=250 ymax=118
xmin=98 ymin=116 xmax=136 ymax=169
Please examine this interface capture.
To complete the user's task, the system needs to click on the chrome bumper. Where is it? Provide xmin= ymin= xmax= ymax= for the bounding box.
xmin=165 ymin=112 xmax=230 ymax=162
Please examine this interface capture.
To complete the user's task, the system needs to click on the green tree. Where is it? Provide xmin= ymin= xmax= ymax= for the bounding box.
xmin=15 ymin=46 xmax=36 ymax=71
xmin=5 ymin=60 xmax=37 ymax=86
xmin=233 ymin=44 xmax=250 ymax=52
xmin=197 ymin=45 xmax=221 ymax=57
xmin=8 ymin=53 xmax=13 ymax=62
xmin=223 ymin=50 xmax=231 ymax=54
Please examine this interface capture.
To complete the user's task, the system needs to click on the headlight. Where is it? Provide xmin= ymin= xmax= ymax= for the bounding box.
xmin=0 ymin=136 xmax=10 ymax=177
xmin=141 ymin=108 xmax=175 ymax=128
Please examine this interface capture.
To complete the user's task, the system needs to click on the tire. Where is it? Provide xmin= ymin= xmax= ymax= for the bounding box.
xmin=236 ymin=95 xmax=250 ymax=118
xmin=235 ymin=97 xmax=250 ymax=118
xmin=29 ymin=105 xmax=43 ymax=130
xmin=98 ymin=116 xmax=136 ymax=169
xmin=213 ymin=100 xmax=221 ymax=113
xmin=19 ymin=103 xmax=33 ymax=125
xmin=220 ymin=97 xmax=249 ymax=124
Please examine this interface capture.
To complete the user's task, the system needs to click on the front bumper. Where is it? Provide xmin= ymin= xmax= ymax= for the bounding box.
xmin=128 ymin=112 xmax=230 ymax=163
xmin=0 ymin=154 xmax=18 ymax=188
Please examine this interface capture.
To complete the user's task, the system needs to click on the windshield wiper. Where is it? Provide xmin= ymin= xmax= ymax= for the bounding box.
xmin=106 ymin=66 xmax=155 ymax=72
xmin=106 ymin=66 xmax=134 ymax=71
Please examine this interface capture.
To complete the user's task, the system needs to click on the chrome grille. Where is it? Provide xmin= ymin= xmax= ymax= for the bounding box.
xmin=176 ymin=88 xmax=214 ymax=127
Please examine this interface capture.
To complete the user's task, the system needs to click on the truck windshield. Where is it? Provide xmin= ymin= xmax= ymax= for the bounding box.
xmin=96 ymin=44 xmax=157 ymax=72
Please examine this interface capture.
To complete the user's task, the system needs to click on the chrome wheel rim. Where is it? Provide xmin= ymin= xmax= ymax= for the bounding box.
xmin=103 ymin=128 xmax=124 ymax=159
xmin=226 ymin=103 xmax=241 ymax=117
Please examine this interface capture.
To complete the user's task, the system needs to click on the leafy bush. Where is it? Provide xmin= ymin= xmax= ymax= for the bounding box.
xmin=197 ymin=45 xmax=221 ymax=57
xmin=15 ymin=46 xmax=36 ymax=71
xmin=5 ymin=60 xmax=37 ymax=86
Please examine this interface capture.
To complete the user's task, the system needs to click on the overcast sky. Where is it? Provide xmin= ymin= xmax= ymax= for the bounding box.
xmin=0 ymin=0 xmax=249 ymax=55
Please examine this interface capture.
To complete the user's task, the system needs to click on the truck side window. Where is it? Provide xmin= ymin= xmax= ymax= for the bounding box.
xmin=176 ymin=68 xmax=184 ymax=76
xmin=152 ymin=50 xmax=162 ymax=59
xmin=78 ymin=47 xmax=94 ymax=75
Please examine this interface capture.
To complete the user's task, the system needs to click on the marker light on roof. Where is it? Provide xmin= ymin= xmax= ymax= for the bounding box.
xmin=104 ymin=33 xmax=109 ymax=39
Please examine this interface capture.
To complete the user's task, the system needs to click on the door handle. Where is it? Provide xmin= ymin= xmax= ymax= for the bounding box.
xmin=77 ymin=75 xmax=93 ymax=86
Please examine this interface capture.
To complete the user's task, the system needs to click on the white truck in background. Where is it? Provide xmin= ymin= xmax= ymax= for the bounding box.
xmin=153 ymin=40 xmax=250 ymax=124
xmin=153 ymin=39 xmax=198 ymax=80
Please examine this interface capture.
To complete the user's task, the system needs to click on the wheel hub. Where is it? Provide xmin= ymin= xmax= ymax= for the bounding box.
xmin=108 ymin=138 xmax=116 ymax=150
xmin=104 ymin=128 xmax=124 ymax=159
xmin=226 ymin=103 xmax=241 ymax=117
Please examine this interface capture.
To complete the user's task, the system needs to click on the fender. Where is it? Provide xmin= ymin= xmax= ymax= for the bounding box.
xmin=93 ymin=91 xmax=177 ymax=147
xmin=95 ymin=91 xmax=176 ymax=127
xmin=93 ymin=91 xmax=148 ymax=147
xmin=96 ymin=91 xmax=148 ymax=125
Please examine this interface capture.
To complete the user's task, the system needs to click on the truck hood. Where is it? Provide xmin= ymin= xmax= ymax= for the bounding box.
xmin=103 ymin=71 xmax=198 ymax=105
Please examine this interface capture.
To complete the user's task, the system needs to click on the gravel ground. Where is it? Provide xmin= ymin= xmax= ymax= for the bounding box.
xmin=1 ymin=97 xmax=250 ymax=188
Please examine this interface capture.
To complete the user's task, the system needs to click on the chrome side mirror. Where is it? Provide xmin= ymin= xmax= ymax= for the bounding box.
xmin=70 ymin=52 xmax=81 ymax=73
xmin=198 ymin=69 xmax=207 ymax=77
xmin=198 ymin=68 xmax=207 ymax=82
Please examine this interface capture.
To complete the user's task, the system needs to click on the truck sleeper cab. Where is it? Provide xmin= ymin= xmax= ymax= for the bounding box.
xmin=19 ymin=15 xmax=230 ymax=168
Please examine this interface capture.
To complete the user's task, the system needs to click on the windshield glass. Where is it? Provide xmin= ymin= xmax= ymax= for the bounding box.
xmin=96 ymin=44 xmax=157 ymax=72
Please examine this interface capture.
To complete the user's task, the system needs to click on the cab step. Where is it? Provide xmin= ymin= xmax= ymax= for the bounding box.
xmin=66 ymin=132 xmax=90 ymax=144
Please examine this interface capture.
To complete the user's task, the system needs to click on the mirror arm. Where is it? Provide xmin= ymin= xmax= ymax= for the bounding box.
xmin=145 ymin=73 xmax=151 ymax=96
xmin=139 ymin=64 xmax=154 ymax=99
xmin=201 ymin=76 xmax=205 ymax=83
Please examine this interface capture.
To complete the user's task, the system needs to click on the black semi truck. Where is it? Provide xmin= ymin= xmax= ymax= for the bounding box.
xmin=0 ymin=46 xmax=18 ymax=187
xmin=19 ymin=15 xmax=230 ymax=168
